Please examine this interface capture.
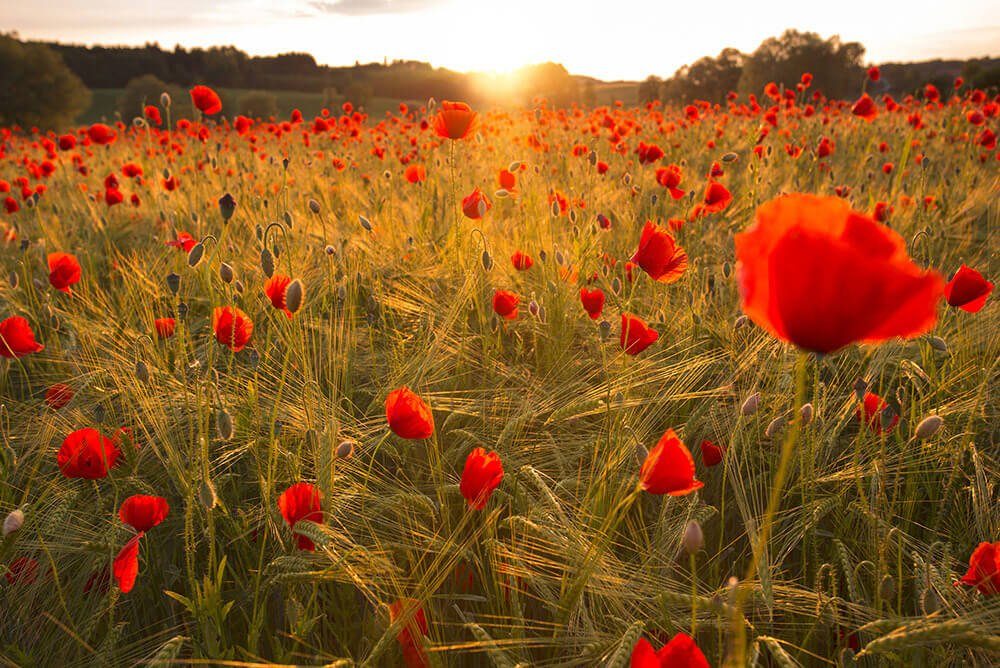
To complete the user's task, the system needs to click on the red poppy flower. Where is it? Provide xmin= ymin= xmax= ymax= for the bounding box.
xmin=4 ymin=557 xmax=39 ymax=585
xmin=958 ymin=541 xmax=1000 ymax=596
xmin=944 ymin=265 xmax=993 ymax=313
xmin=460 ymin=448 xmax=504 ymax=510
xmin=57 ymin=428 xmax=120 ymax=479
xmin=264 ymin=274 xmax=293 ymax=318
xmin=190 ymin=85 xmax=222 ymax=115
xmin=119 ymin=495 xmax=169 ymax=533
xmin=511 ymin=251 xmax=533 ymax=271
xmin=113 ymin=533 xmax=142 ymax=593
xmin=462 ymin=187 xmax=491 ymax=219
xmin=47 ymin=252 xmax=81 ymax=294
xmin=154 ymin=317 xmax=176 ymax=339
xmin=433 ymin=100 xmax=477 ymax=140
xmin=404 ymin=164 xmax=426 ymax=184
xmin=0 ymin=316 xmax=44 ymax=358
xmin=166 ymin=232 xmax=197 ymax=253
xmin=212 ymin=306 xmax=253 ymax=352
xmin=580 ymin=287 xmax=605 ymax=320
xmin=105 ymin=188 xmax=124 ymax=206
xmin=631 ymin=221 xmax=688 ymax=283
xmin=630 ymin=633 xmax=710 ymax=667
xmin=45 ymin=383 xmax=74 ymax=410
xmin=87 ymin=123 xmax=117 ymax=145
xmin=701 ymin=440 xmax=724 ymax=467
xmin=620 ymin=313 xmax=658 ymax=355
xmin=700 ymin=181 xmax=732 ymax=215
xmin=388 ymin=599 xmax=429 ymax=668
xmin=492 ymin=290 xmax=519 ymax=320
xmin=144 ymin=105 xmax=162 ymax=126
xmin=639 ymin=429 xmax=704 ymax=496
xmin=851 ymin=94 xmax=878 ymax=121
xmin=498 ymin=168 xmax=517 ymax=191
xmin=867 ymin=66 xmax=880 ymax=81
xmin=857 ymin=392 xmax=898 ymax=433
xmin=735 ymin=194 xmax=943 ymax=353
xmin=278 ymin=482 xmax=323 ymax=551
xmin=58 ymin=134 xmax=77 ymax=150
xmin=654 ymin=164 xmax=685 ymax=200
xmin=386 ymin=386 xmax=434 ymax=439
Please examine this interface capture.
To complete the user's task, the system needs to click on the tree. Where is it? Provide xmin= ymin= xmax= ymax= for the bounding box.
xmin=738 ymin=30 xmax=864 ymax=99
xmin=638 ymin=76 xmax=663 ymax=103
xmin=662 ymin=48 xmax=744 ymax=103
xmin=0 ymin=33 xmax=91 ymax=128
xmin=117 ymin=74 xmax=193 ymax=122
xmin=238 ymin=91 xmax=279 ymax=119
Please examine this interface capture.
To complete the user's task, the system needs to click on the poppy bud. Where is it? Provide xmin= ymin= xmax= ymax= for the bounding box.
xmin=219 ymin=262 xmax=234 ymax=284
xmin=599 ymin=321 xmax=612 ymax=338
xmin=255 ymin=225 xmax=264 ymax=242
xmin=135 ymin=360 xmax=150 ymax=383
xmin=8 ymin=272 xmax=17 ymax=289
xmin=734 ymin=315 xmax=749 ymax=329
xmin=650 ymin=194 xmax=658 ymax=206
xmin=914 ymin=415 xmax=942 ymax=440
xmin=880 ymin=404 xmax=899 ymax=431
xmin=495 ymin=189 xmax=510 ymax=198
xmin=634 ymin=442 xmax=649 ymax=463
xmin=481 ymin=250 xmax=493 ymax=271
xmin=800 ymin=403 xmax=814 ymax=425
xmin=741 ymin=393 xmax=761 ymax=416
xmin=853 ymin=378 xmax=868 ymax=401
xmin=550 ymin=200 xmax=560 ymax=217
xmin=555 ymin=251 xmax=565 ymax=266
xmin=336 ymin=440 xmax=355 ymax=458
xmin=528 ymin=300 xmax=539 ymax=316
xmin=765 ymin=416 xmax=785 ymax=438
xmin=217 ymin=409 xmax=233 ymax=440
xmin=324 ymin=245 xmax=336 ymax=256
xmin=166 ymin=272 xmax=180 ymax=295
xmin=160 ymin=92 xmax=171 ymax=108
xmin=177 ymin=302 xmax=189 ymax=318
xmin=3 ymin=509 xmax=24 ymax=537
xmin=722 ymin=152 xmax=739 ymax=163
xmin=538 ymin=249 xmax=547 ymax=263
xmin=722 ymin=262 xmax=732 ymax=278
xmin=218 ymin=193 xmax=236 ymax=221
xmin=622 ymin=173 xmax=632 ymax=186
xmin=187 ymin=243 xmax=205 ymax=267
xmin=198 ymin=479 xmax=218 ymax=509
xmin=308 ymin=198 xmax=321 ymax=214
xmin=234 ymin=280 xmax=245 ymax=295
xmin=283 ymin=212 xmax=293 ymax=229
xmin=588 ymin=150 xmax=597 ymax=165
xmin=508 ymin=161 xmax=521 ymax=172
xmin=927 ymin=336 xmax=948 ymax=352
xmin=272 ymin=243 xmax=281 ymax=259
xmin=611 ymin=277 xmax=622 ymax=295
xmin=260 ymin=248 xmax=274 ymax=278
xmin=285 ymin=279 xmax=305 ymax=314
xmin=682 ymin=520 xmax=703 ymax=555
xmin=879 ymin=574 xmax=895 ymax=601
xmin=359 ymin=215 xmax=372 ymax=231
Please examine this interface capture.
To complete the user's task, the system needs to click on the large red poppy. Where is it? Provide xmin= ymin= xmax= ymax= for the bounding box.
xmin=958 ymin=541 xmax=1000 ymax=596
xmin=631 ymin=221 xmax=688 ymax=283
xmin=944 ymin=265 xmax=993 ymax=313
xmin=212 ymin=307 xmax=253 ymax=352
xmin=386 ymin=386 xmax=434 ymax=439
xmin=57 ymin=428 xmax=120 ymax=479
xmin=459 ymin=448 xmax=504 ymax=510
xmin=190 ymin=85 xmax=222 ymax=115
xmin=631 ymin=633 xmax=710 ymax=667
xmin=639 ymin=429 xmax=704 ymax=496
xmin=47 ymin=252 xmax=81 ymax=294
xmin=620 ymin=314 xmax=658 ymax=355
xmin=278 ymin=482 xmax=323 ymax=551
xmin=492 ymin=290 xmax=519 ymax=320
xmin=433 ymin=101 xmax=477 ymax=140
xmin=0 ymin=316 xmax=44 ymax=358
xmin=119 ymin=495 xmax=170 ymax=533
xmin=735 ymin=194 xmax=943 ymax=354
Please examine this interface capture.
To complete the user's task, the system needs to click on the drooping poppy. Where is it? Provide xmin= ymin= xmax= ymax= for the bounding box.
xmin=701 ymin=440 xmax=725 ymax=467
xmin=620 ymin=314 xmax=658 ymax=355
xmin=579 ymin=287 xmax=605 ymax=320
xmin=166 ymin=232 xmax=198 ymax=253
xmin=631 ymin=221 xmax=688 ymax=283
xmin=462 ymin=187 xmax=491 ymax=219
xmin=154 ymin=317 xmax=176 ymax=339
xmin=944 ymin=265 xmax=993 ymax=313
xmin=857 ymin=392 xmax=899 ymax=433
xmin=190 ymin=85 xmax=222 ymax=115
xmin=0 ymin=316 xmax=44 ymax=358
xmin=459 ymin=448 xmax=504 ymax=510
xmin=278 ymin=482 xmax=323 ymax=551
xmin=45 ymin=383 xmax=74 ymax=410
xmin=264 ymin=274 xmax=293 ymax=318
xmin=433 ymin=100 xmax=477 ymax=140
xmin=735 ymin=194 xmax=943 ymax=354
xmin=492 ymin=290 xmax=519 ymax=320
xmin=113 ymin=533 xmax=142 ymax=593
xmin=511 ymin=251 xmax=533 ymax=271
xmin=639 ymin=429 xmax=704 ymax=496
xmin=48 ymin=252 xmax=81 ymax=294
xmin=57 ymin=428 xmax=120 ymax=479
xmin=958 ymin=541 xmax=1000 ymax=596
xmin=385 ymin=386 xmax=434 ymax=439
xmin=212 ymin=306 xmax=253 ymax=352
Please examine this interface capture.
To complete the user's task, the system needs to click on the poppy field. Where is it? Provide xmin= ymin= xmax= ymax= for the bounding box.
xmin=0 ymin=75 xmax=998 ymax=666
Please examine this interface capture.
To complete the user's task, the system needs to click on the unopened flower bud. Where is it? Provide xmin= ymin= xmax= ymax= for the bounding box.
xmin=285 ymin=279 xmax=304 ymax=314
xmin=741 ymin=392 xmax=761 ymax=416
xmin=800 ymin=403 xmax=814 ymax=425
xmin=914 ymin=415 xmax=942 ymax=440
xmin=682 ymin=520 xmax=704 ymax=555
xmin=3 ymin=509 xmax=24 ymax=537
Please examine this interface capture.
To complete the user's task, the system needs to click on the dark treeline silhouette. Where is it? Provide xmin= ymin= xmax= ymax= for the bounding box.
xmin=642 ymin=29 xmax=999 ymax=104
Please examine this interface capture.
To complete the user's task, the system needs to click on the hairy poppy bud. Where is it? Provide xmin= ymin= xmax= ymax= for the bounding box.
xmin=3 ymin=509 xmax=24 ymax=537
xmin=166 ymin=272 xmax=181 ymax=295
xmin=160 ymin=92 xmax=171 ymax=108
xmin=135 ymin=360 xmax=150 ymax=383
xmin=283 ymin=212 xmax=293 ymax=229
xmin=611 ymin=277 xmax=622 ymax=295
xmin=308 ymin=198 xmax=321 ymax=214
xmin=734 ymin=314 xmax=749 ymax=329
xmin=528 ymin=300 xmax=539 ymax=316
xmin=234 ymin=280 xmax=245 ymax=295
xmin=927 ymin=336 xmax=948 ymax=352
xmin=8 ymin=272 xmax=17 ymax=289
xmin=800 ymin=403 xmax=814 ymax=425
xmin=359 ymin=215 xmax=372 ymax=232
xmin=721 ymin=152 xmax=739 ymax=163
xmin=765 ymin=416 xmax=785 ymax=438
xmin=682 ymin=520 xmax=703 ymax=555
xmin=285 ymin=279 xmax=304 ymax=314
xmin=741 ymin=392 xmax=760 ymax=416
xmin=218 ymin=193 xmax=236 ymax=221
xmin=324 ymin=245 xmax=336 ymax=256
xmin=260 ymin=248 xmax=274 ymax=278
xmin=336 ymin=440 xmax=355 ymax=459
xmin=550 ymin=200 xmax=560 ymax=217
xmin=187 ymin=243 xmax=205 ymax=268
xmin=495 ymin=189 xmax=510 ymax=198
xmin=599 ymin=320 xmax=612 ymax=339
xmin=914 ymin=415 xmax=942 ymax=440
xmin=508 ymin=161 xmax=521 ymax=172
xmin=219 ymin=262 xmax=234 ymax=284
xmin=722 ymin=262 xmax=732 ymax=278
xmin=481 ymin=250 xmax=493 ymax=271
xmin=217 ymin=409 xmax=233 ymax=440
xmin=198 ymin=479 xmax=218 ymax=509
xmin=879 ymin=574 xmax=895 ymax=601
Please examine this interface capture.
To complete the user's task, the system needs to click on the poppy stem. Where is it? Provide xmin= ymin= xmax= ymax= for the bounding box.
xmin=690 ymin=551 xmax=698 ymax=636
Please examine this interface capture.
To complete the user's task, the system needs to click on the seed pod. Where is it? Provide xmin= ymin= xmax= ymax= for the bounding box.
xmin=198 ymin=479 xmax=218 ymax=509
xmin=3 ymin=509 xmax=24 ymax=537
xmin=285 ymin=279 xmax=304 ymax=314
xmin=741 ymin=392 xmax=761 ymax=416
xmin=765 ymin=416 xmax=785 ymax=438
xmin=481 ymin=250 xmax=493 ymax=271
xmin=187 ymin=243 xmax=205 ymax=267
xmin=218 ymin=193 xmax=236 ymax=221
xmin=166 ymin=272 xmax=181 ymax=295
xmin=135 ymin=360 xmax=150 ymax=383
xmin=914 ymin=415 xmax=942 ymax=440
xmin=800 ymin=402 xmax=814 ymax=425
xmin=308 ymin=198 xmax=321 ymax=214
xmin=216 ymin=409 xmax=234 ymax=440
xmin=219 ymin=262 xmax=234 ymax=284
xmin=682 ymin=520 xmax=704 ymax=555
xmin=336 ymin=440 xmax=355 ymax=459
xmin=260 ymin=247 xmax=274 ymax=278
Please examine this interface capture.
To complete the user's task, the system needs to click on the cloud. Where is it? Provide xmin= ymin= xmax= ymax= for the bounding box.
xmin=308 ymin=0 xmax=446 ymax=16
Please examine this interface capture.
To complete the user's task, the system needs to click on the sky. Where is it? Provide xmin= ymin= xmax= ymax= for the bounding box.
xmin=3 ymin=0 xmax=998 ymax=81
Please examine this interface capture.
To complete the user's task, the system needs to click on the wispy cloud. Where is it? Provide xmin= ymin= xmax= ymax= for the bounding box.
xmin=308 ymin=0 xmax=446 ymax=16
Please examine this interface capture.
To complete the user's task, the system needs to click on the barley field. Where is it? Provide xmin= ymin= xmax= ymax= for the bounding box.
xmin=0 ymin=80 xmax=997 ymax=667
